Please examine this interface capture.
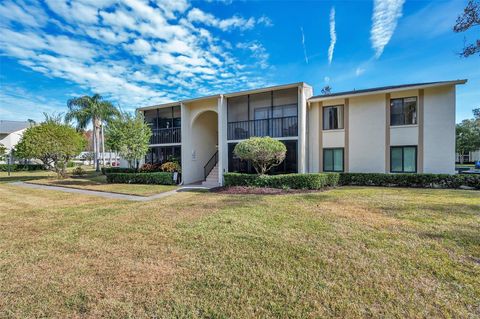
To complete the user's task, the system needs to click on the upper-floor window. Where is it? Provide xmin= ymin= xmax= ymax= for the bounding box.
xmin=323 ymin=105 xmax=344 ymax=130
xmin=390 ymin=97 xmax=417 ymax=126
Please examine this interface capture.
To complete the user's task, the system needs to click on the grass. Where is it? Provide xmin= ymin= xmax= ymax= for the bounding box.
xmin=0 ymin=184 xmax=478 ymax=318
xmin=0 ymin=169 xmax=177 ymax=196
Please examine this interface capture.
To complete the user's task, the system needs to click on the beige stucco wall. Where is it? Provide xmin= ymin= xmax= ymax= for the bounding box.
xmin=322 ymin=130 xmax=345 ymax=148
xmin=181 ymin=98 xmax=218 ymax=184
xmin=348 ymin=94 xmax=386 ymax=173
xmin=390 ymin=125 xmax=418 ymax=146
xmin=423 ymin=85 xmax=456 ymax=174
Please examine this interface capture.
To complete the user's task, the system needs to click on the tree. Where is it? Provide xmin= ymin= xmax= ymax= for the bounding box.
xmin=65 ymin=94 xmax=119 ymax=171
xmin=454 ymin=0 xmax=480 ymax=57
xmin=0 ymin=143 xmax=6 ymax=162
xmin=456 ymin=119 xmax=480 ymax=163
xmin=233 ymin=137 xmax=286 ymax=175
xmin=106 ymin=112 xmax=151 ymax=169
xmin=15 ymin=121 xmax=86 ymax=178
xmin=473 ymin=108 xmax=480 ymax=121
xmin=321 ymin=85 xmax=332 ymax=95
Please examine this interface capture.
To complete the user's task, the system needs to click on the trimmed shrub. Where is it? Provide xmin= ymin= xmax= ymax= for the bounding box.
xmin=160 ymin=161 xmax=181 ymax=173
xmin=139 ymin=163 xmax=162 ymax=173
xmin=106 ymin=172 xmax=175 ymax=185
xmin=72 ymin=166 xmax=86 ymax=177
xmin=0 ymin=164 xmax=44 ymax=171
xmin=223 ymin=173 xmax=339 ymax=190
xmin=101 ymin=167 xmax=137 ymax=175
xmin=339 ymin=173 xmax=480 ymax=189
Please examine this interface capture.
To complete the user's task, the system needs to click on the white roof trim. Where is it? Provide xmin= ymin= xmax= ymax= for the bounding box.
xmin=308 ymin=80 xmax=467 ymax=103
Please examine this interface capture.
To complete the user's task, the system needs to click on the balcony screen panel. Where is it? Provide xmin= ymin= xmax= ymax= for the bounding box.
xmin=158 ymin=107 xmax=173 ymax=128
xmin=144 ymin=110 xmax=157 ymax=129
xmin=173 ymin=105 xmax=181 ymax=127
xmin=273 ymin=88 xmax=297 ymax=106
xmin=227 ymin=95 xmax=248 ymax=122
xmin=250 ymin=92 xmax=271 ymax=120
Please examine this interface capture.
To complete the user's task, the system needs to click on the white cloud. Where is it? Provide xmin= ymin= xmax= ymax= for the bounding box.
xmin=328 ymin=7 xmax=336 ymax=65
xmin=300 ymin=27 xmax=308 ymax=64
xmin=0 ymin=0 xmax=48 ymax=29
xmin=370 ymin=0 xmax=405 ymax=58
xmin=355 ymin=67 xmax=366 ymax=76
xmin=237 ymin=41 xmax=270 ymax=69
xmin=0 ymin=0 xmax=273 ymax=112
xmin=187 ymin=7 xmax=268 ymax=31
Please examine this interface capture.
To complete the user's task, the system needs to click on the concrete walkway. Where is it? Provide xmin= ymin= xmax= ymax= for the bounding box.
xmin=9 ymin=181 xmax=195 ymax=202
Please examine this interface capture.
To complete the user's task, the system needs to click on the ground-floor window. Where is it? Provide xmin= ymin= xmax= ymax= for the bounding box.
xmin=145 ymin=145 xmax=181 ymax=164
xmin=390 ymin=146 xmax=417 ymax=173
xmin=323 ymin=148 xmax=344 ymax=172
xmin=228 ymin=140 xmax=297 ymax=174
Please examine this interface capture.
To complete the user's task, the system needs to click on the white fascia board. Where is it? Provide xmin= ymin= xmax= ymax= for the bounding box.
xmin=308 ymin=80 xmax=468 ymax=103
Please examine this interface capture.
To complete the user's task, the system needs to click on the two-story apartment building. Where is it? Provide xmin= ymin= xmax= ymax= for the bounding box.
xmin=137 ymin=79 xmax=466 ymax=186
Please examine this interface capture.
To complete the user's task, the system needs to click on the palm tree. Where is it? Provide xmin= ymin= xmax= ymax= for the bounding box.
xmin=65 ymin=94 xmax=119 ymax=171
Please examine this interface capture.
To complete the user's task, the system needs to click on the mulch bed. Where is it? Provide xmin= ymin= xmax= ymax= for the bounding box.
xmin=211 ymin=186 xmax=324 ymax=195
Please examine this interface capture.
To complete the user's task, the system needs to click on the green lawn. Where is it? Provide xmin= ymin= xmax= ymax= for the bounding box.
xmin=0 ymin=169 xmax=177 ymax=196
xmin=0 ymin=184 xmax=478 ymax=318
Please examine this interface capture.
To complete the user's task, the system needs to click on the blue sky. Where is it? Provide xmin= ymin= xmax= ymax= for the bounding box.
xmin=0 ymin=0 xmax=478 ymax=123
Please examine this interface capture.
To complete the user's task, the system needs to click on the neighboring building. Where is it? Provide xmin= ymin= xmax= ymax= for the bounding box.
xmin=137 ymin=80 xmax=466 ymax=186
xmin=456 ymin=150 xmax=480 ymax=163
xmin=0 ymin=120 xmax=30 ymax=161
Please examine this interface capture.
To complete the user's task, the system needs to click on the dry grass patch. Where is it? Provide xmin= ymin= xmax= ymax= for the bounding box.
xmin=0 ymin=184 xmax=479 ymax=318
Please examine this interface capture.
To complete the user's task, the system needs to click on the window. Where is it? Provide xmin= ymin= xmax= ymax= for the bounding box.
xmin=323 ymin=105 xmax=344 ymax=130
xmin=390 ymin=97 xmax=417 ymax=126
xmin=323 ymin=148 xmax=344 ymax=172
xmin=390 ymin=146 xmax=417 ymax=173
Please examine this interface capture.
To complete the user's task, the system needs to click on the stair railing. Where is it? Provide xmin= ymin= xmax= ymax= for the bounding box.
xmin=203 ymin=151 xmax=218 ymax=180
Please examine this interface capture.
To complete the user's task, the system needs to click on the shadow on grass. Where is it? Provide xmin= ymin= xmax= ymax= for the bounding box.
xmin=0 ymin=175 xmax=49 ymax=184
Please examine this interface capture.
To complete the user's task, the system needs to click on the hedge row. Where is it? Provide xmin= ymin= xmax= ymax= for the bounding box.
xmin=0 ymin=164 xmax=44 ymax=171
xmin=101 ymin=167 xmax=137 ymax=174
xmin=223 ymin=173 xmax=339 ymax=189
xmin=339 ymin=173 xmax=480 ymax=189
xmin=105 ymin=172 xmax=175 ymax=185
xmin=223 ymin=172 xmax=480 ymax=190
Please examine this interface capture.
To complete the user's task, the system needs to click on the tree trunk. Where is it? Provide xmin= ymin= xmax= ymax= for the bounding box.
xmin=93 ymin=117 xmax=101 ymax=172
xmin=101 ymin=123 xmax=106 ymax=166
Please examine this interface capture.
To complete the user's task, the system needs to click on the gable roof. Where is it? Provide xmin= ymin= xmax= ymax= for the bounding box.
xmin=0 ymin=120 xmax=30 ymax=134
xmin=308 ymin=80 xmax=467 ymax=102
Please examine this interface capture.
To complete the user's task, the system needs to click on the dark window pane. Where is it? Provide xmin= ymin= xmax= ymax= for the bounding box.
xmin=391 ymin=148 xmax=403 ymax=172
xmin=324 ymin=149 xmax=333 ymax=171
xmin=403 ymin=147 xmax=416 ymax=172
xmin=333 ymin=149 xmax=343 ymax=171
xmin=323 ymin=106 xmax=344 ymax=130
xmin=391 ymin=97 xmax=417 ymax=125
xmin=390 ymin=99 xmax=404 ymax=126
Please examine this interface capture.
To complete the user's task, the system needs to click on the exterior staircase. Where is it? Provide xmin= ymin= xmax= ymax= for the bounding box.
xmin=202 ymin=163 xmax=219 ymax=188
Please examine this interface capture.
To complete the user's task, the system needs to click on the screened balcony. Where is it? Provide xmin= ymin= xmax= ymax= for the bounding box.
xmin=227 ymin=87 xmax=298 ymax=140
xmin=144 ymin=105 xmax=181 ymax=145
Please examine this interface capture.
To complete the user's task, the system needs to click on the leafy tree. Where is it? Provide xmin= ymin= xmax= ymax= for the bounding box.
xmin=106 ymin=112 xmax=151 ymax=169
xmin=15 ymin=121 xmax=86 ymax=178
xmin=456 ymin=119 xmax=480 ymax=163
xmin=474 ymin=107 xmax=480 ymax=121
xmin=65 ymin=94 xmax=119 ymax=171
xmin=454 ymin=0 xmax=480 ymax=57
xmin=234 ymin=137 xmax=286 ymax=175
xmin=0 ymin=143 xmax=7 ymax=162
